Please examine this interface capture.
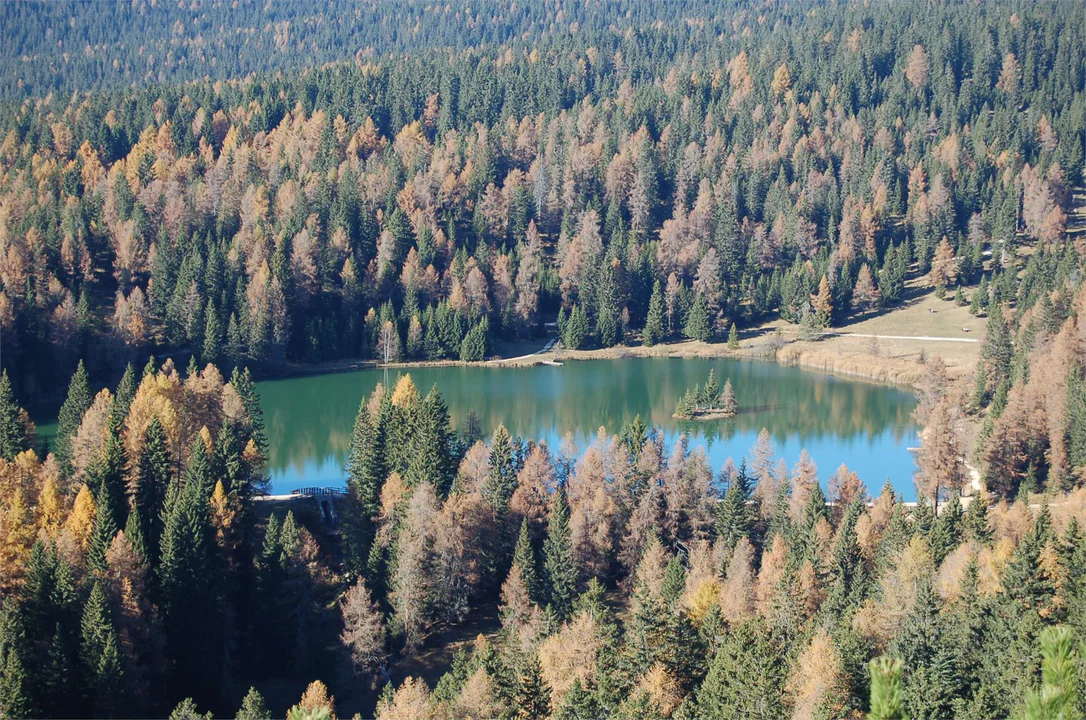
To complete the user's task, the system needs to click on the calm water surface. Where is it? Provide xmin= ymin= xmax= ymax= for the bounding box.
xmin=258 ymin=357 xmax=920 ymax=499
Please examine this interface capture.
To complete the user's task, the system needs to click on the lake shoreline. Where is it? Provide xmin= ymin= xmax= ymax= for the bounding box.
xmin=266 ymin=336 xmax=930 ymax=392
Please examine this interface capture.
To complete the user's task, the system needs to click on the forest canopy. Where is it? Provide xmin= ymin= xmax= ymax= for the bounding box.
xmin=0 ymin=0 xmax=1085 ymax=717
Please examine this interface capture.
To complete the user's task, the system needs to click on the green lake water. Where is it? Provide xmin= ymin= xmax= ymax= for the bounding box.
xmin=256 ymin=357 xmax=921 ymax=499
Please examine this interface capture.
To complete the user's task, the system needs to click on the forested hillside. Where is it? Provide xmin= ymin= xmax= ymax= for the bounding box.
xmin=1 ymin=0 xmax=1086 ymax=718
xmin=0 ymin=0 xmax=1081 ymax=404
xmin=0 ymin=361 xmax=1085 ymax=718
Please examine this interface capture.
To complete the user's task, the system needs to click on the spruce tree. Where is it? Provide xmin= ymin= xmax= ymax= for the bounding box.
xmin=543 ymin=488 xmax=576 ymax=620
xmin=203 ymin=301 xmax=223 ymax=366
xmin=728 ymin=321 xmax=740 ymax=349
xmin=86 ymin=486 xmax=119 ymax=575
xmin=0 ymin=601 xmax=33 ymax=720
xmin=868 ymin=657 xmax=904 ymax=720
xmin=109 ymin=363 xmax=137 ymax=432
xmin=929 ymin=499 xmax=963 ymax=565
xmin=890 ymin=578 xmax=960 ymax=718
xmin=406 ymin=386 xmax=455 ymax=495
xmin=643 ymin=280 xmax=666 ymax=346
xmin=1016 ymin=626 xmax=1080 ymax=720
xmin=136 ymin=416 xmax=171 ymax=566
xmin=963 ymin=493 xmax=993 ymax=544
xmin=55 ymin=360 xmax=92 ymax=479
xmin=81 ymin=582 xmax=125 ymax=715
xmin=0 ymin=371 xmax=26 ymax=461
xmin=553 ymin=678 xmax=600 ymax=720
xmin=346 ymin=392 xmax=386 ymax=519
xmin=87 ymin=427 xmax=128 ymax=534
xmin=236 ymin=687 xmax=272 ymax=720
xmin=513 ymin=655 xmax=550 ymax=720
xmin=158 ymin=440 xmax=219 ymax=700
xmin=230 ymin=367 xmax=268 ymax=458
xmin=715 ymin=462 xmax=753 ymax=555
xmin=484 ymin=425 xmax=517 ymax=512
xmin=512 ymin=519 xmax=540 ymax=603
xmin=694 ymin=619 xmax=786 ymax=720
xmin=460 ymin=318 xmax=490 ymax=361
xmin=661 ymin=555 xmax=686 ymax=607
xmin=684 ymin=292 xmax=711 ymax=342
xmin=596 ymin=262 xmax=623 ymax=347
xmin=563 ymin=304 xmax=590 ymax=350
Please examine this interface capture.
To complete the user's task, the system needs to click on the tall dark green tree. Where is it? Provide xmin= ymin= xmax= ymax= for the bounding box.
xmin=483 ymin=425 xmax=517 ymax=512
xmin=643 ymin=280 xmax=665 ymax=346
xmin=55 ymin=360 xmax=92 ymax=478
xmin=512 ymin=519 xmax=540 ymax=603
xmin=715 ymin=463 xmax=753 ymax=555
xmin=135 ymin=416 xmax=171 ymax=567
xmin=684 ymin=292 xmax=711 ymax=342
xmin=543 ymin=488 xmax=576 ymax=620
xmin=406 ymin=385 xmax=454 ymax=495
xmin=0 ymin=371 xmax=26 ymax=461
xmin=81 ymin=582 xmax=126 ymax=716
xmin=157 ymin=440 xmax=221 ymax=703
xmin=694 ymin=619 xmax=786 ymax=720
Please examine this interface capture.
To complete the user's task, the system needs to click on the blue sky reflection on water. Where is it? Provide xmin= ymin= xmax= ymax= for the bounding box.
xmin=258 ymin=357 xmax=920 ymax=499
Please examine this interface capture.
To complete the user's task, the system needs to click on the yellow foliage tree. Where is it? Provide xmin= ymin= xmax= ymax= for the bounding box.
xmin=37 ymin=472 xmax=66 ymax=539
xmin=771 ymin=63 xmax=793 ymax=96
xmin=0 ymin=487 xmax=35 ymax=590
xmin=288 ymin=681 xmax=336 ymax=720
xmin=63 ymin=483 xmax=97 ymax=552
xmin=390 ymin=374 xmax=420 ymax=408
xmin=786 ymin=628 xmax=849 ymax=720
xmin=539 ymin=611 xmax=602 ymax=704
xmin=376 ymin=677 xmax=433 ymax=720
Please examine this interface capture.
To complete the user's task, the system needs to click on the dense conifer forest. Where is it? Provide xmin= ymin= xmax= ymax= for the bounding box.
xmin=0 ymin=0 xmax=1085 ymax=717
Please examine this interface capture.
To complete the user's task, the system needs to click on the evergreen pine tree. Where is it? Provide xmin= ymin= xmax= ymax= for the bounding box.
xmin=484 ymin=425 xmax=517 ymax=512
xmin=715 ymin=463 xmax=753 ymax=555
xmin=1015 ymin=626 xmax=1080 ymax=720
xmin=513 ymin=655 xmax=551 ymax=720
xmin=684 ymin=292 xmax=711 ymax=342
xmin=543 ymin=488 xmax=576 ymax=620
xmin=0 ymin=371 xmax=26 ymax=461
xmin=868 ymin=657 xmax=904 ymax=720
xmin=728 ymin=322 xmax=740 ymax=349
xmin=643 ymin=280 xmax=666 ymax=346
xmin=963 ymin=493 xmax=993 ymax=544
xmin=236 ymin=687 xmax=272 ymax=720
xmin=460 ymin=318 xmax=490 ymax=361
xmin=81 ymin=582 xmax=125 ymax=715
xmin=661 ymin=555 xmax=686 ymax=608
xmin=0 ymin=601 xmax=34 ymax=719
xmin=55 ymin=360 xmax=92 ymax=479
xmin=109 ymin=363 xmax=137 ymax=432
xmin=406 ymin=386 xmax=455 ymax=495
xmin=135 ymin=417 xmax=171 ymax=566
xmin=563 ymin=304 xmax=590 ymax=350
xmin=512 ymin=519 xmax=540 ymax=603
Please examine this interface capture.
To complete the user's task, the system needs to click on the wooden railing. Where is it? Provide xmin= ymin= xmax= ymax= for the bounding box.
xmin=290 ymin=486 xmax=348 ymax=497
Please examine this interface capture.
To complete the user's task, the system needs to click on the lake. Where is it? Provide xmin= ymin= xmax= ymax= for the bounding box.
xmin=258 ymin=357 xmax=921 ymax=499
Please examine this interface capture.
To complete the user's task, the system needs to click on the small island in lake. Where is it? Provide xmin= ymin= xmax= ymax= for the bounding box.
xmin=674 ymin=369 xmax=738 ymax=420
